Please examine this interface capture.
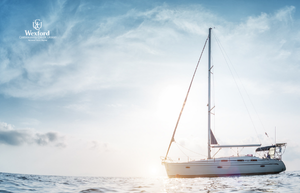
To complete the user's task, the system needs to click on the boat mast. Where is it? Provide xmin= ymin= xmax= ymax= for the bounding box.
xmin=208 ymin=28 xmax=212 ymax=159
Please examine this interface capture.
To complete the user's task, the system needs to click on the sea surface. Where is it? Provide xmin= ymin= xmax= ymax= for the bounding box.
xmin=0 ymin=171 xmax=300 ymax=193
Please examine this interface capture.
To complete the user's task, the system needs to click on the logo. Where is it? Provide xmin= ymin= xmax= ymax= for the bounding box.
xmin=19 ymin=19 xmax=56 ymax=41
xmin=33 ymin=19 xmax=42 ymax=30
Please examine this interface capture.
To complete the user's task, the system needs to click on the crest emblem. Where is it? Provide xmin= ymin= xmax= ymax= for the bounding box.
xmin=33 ymin=19 xmax=42 ymax=30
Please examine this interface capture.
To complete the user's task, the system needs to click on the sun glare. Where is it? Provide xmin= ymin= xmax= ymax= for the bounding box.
xmin=148 ymin=166 xmax=159 ymax=177
xmin=157 ymin=85 xmax=185 ymax=120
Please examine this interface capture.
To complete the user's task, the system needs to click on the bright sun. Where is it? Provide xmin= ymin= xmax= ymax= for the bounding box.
xmin=148 ymin=166 xmax=159 ymax=176
xmin=157 ymin=85 xmax=185 ymax=120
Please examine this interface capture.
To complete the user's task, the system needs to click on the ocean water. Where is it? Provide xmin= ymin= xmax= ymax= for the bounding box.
xmin=0 ymin=171 xmax=299 ymax=193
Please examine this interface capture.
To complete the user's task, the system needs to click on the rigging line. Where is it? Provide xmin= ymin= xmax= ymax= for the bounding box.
xmin=164 ymin=36 xmax=209 ymax=159
xmin=215 ymin=35 xmax=273 ymax=146
xmin=175 ymin=143 xmax=190 ymax=158
xmin=212 ymin=31 xmax=262 ymax=144
xmin=213 ymin=34 xmax=271 ymax=145
xmin=175 ymin=141 xmax=207 ymax=157
xmin=215 ymin=38 xmax=260 ymax=144
xmin=230 ymin=147 xmax=238 ymax=156
xmin=212 ymin=148 xmax=221 ymax=158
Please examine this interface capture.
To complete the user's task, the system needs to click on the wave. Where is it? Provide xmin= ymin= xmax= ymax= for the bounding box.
xmin=0 ymin=171 xmax=299 ymax=192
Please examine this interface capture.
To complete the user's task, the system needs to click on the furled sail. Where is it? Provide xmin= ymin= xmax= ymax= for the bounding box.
xmin=210 ymin=129 xmax=218 ymax=144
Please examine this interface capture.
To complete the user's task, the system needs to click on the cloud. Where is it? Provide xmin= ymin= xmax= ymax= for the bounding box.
xmin=0 ymin=3 xmax=223 ymax=99
xmin=275 ymin=6 xmax=295 ymax=24
xmin=0 ymin=122 xmax=66 ymax=147
xmin=35 ymin=132 xmax=66 ymax=148
xmin=89 ymin=140 xmax=116 ymax=152
xmin=0 ymin=2 xmax=299 ymax=104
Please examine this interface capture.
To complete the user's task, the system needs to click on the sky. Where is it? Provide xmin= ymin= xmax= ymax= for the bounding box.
xmin=0 ymin=0 xmax=300 ymax=177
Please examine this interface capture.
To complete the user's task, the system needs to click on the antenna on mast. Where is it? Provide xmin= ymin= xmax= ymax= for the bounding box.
xmin=275 ymin=127 xmax=276 ymax=145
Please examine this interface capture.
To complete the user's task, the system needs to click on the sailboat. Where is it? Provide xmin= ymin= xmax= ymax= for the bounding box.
xmin=161 ymin=28 xmax=286 ymax=178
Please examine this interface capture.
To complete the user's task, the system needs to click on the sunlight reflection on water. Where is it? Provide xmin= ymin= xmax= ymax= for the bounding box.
xmin=0 ymin=171 xmax=299 ymax=192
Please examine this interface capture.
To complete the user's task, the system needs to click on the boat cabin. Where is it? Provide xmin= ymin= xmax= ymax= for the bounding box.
xmin=255 ymin=143 xmax=286 ymax=160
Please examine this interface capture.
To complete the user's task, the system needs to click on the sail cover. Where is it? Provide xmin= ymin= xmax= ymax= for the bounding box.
xmin=210 ymin=129 xmax=218 ymax=144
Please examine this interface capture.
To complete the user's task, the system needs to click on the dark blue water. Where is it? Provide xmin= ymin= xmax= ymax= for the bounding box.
xmin=0 ymin=171 xmax=299 ymax=192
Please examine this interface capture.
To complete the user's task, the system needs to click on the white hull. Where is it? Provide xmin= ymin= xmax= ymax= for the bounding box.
xmin=163 ymin=156 xmax=286 ymax=178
